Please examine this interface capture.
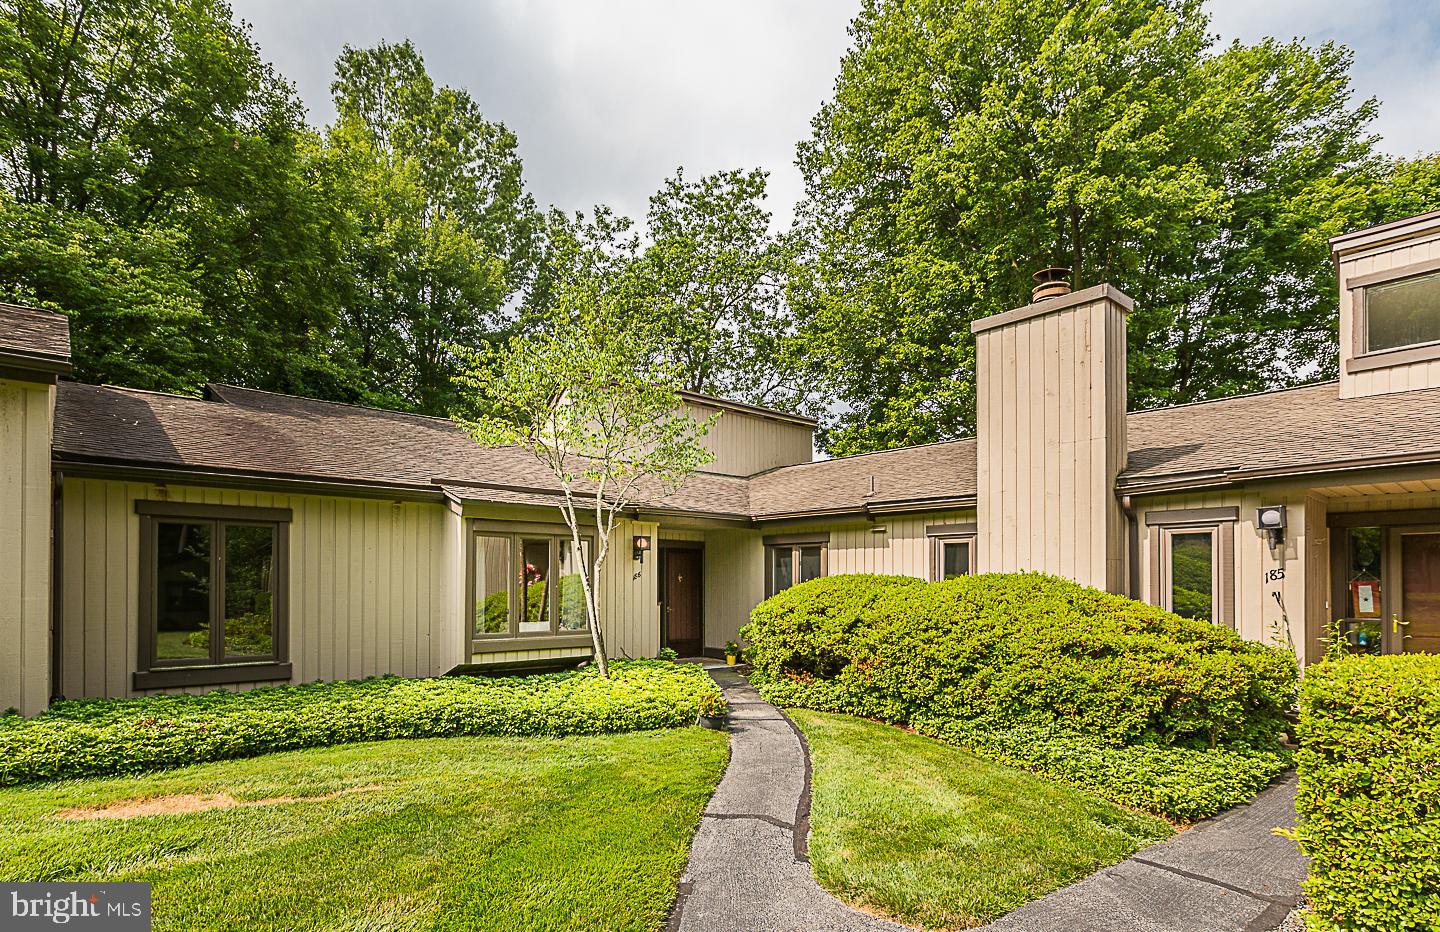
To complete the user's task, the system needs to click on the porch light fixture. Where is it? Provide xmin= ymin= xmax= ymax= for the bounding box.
xmin=1256 ymin=506 xmax=1287 ymax=548
xmin=632 ymin=535 xmax=652 ymax=563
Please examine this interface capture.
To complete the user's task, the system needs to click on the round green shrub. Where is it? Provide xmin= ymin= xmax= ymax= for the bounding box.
xmin=743 ymin=572 xmax=1296 ymax=750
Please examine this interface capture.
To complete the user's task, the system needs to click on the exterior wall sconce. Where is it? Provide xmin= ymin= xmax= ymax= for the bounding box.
xmin=632 ymin=535 xmax=652 ymax=562
xmin=1256 ymin=505 xmax=1287 ymax=548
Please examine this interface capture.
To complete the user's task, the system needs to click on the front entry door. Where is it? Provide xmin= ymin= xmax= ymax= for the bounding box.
xmin=1389 ymin=528 xmax=1440 ymax=653
xmin=662 ymin=548 xmax=703 ymax=657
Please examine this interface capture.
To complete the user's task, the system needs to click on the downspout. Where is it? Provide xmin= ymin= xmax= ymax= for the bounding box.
xmin=1121 ymin=494 xmax=1139 ymax=600
xmin=50 ymin=470 xmax=63 ymax=703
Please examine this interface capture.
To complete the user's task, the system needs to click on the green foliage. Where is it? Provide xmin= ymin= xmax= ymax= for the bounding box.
xmin=743 ymin=573 xmax=1296 ymax=820
xmin=696 ymin=692 xmax=728 ymax=718
xmin=324 ymin=39 xmax=539 ymax=414
xmin=0 ymin=660 xmax=722 ymax=786
xmin=186 ymin=611 xmax=273 ymax=655
xmin=1290 ymin=656 xmax=1440 ymax=931
xmin=794 ymin=0 xmax=1427 ymax=454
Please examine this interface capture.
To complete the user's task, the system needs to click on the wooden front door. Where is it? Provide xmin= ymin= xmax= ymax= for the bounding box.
xmin=1390 ymin=528 xmax=1440 ymax=653
xmin=662 ymin=548 xmax=703 ymax=657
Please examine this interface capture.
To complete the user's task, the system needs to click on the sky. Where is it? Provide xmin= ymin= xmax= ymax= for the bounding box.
xmin=228 ymin=0 xmax=1440 ymax=229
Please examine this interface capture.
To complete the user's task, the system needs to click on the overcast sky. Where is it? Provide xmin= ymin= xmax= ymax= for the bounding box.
xmin=228 ymin=0 xmax=1440 ymax=228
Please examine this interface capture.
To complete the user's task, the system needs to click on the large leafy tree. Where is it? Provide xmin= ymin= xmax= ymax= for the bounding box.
xmin=637 ymin=168 xmax=805 ymax=409
xmin=325 ymin=40 xmax=539 ymax=414
xmin=796 ymin=0 xmax=1424 ymax=455
xmin=0 ymin=0 xmax=347 ymax=393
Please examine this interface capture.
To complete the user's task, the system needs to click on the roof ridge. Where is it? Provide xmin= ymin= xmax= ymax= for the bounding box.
xmin=754 ymin=436 xmax=976 ymax=479
xmin=1127 ymin=380 xmax=1339 ymax=416
xmin=92 ymin=383 xmax=210 ymax=402
xmin=206 ymin=382 xmax=461 ymax=425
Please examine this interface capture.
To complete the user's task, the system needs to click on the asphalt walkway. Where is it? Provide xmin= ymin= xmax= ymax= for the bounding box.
xmin=668 ymin=667 xmax=1307 ymax=932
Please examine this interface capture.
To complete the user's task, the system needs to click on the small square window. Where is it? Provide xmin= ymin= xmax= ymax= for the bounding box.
xmin=1365 ymin=268 xmax=1440 ymax=353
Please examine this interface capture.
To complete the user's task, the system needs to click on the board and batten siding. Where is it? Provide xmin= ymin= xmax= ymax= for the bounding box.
xmin=685 ymin=400 xmax=813 ymax=477
xmin=1337 ymin=221 xmax=1440 ymax=399
xmin=59 ymin=478 xmax=459 ymax=699
xmin=1136 ymin=487 xmax=1313 ymax=663
xmin=974 ymin=287 xmax=1130 ymax=591
xmin=0 ymin=379 xmax=55 ymax=715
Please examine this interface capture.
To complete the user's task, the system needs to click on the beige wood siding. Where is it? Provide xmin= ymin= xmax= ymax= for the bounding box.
xmin=1338 ymin=223 xmax=1440 ymax=398
xmin=59 ymin=478 xmax=458 ymax=699
xmin=0 ymin=380 xmax=54 ymax=715
xmin=1137 ymin=487 xmax=1312 ymax=662
xmin=975 ymin=289 xmax=1129 ymax=591
xmin=700 ymin=528 xmax=763 ymax=651
xmin=685 ymin=401 xmax=813 ymax=477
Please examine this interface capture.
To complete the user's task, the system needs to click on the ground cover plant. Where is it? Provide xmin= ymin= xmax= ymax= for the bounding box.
xmin=746 ymin=573 xmax=1296 ymax=821
xmin=793 ymin=710 xmax=1172 ymax=929
xmin=0 ymin=660 xmax=720 ymax=786
xmin=0 ymin=728 xmax=728 ymax=932
xmin=1291 ymin=654 xmax=1440 ymax=931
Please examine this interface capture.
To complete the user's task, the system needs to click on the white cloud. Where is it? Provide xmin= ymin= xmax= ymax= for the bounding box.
xmin=229 ymin=0 xmax=1438 ymax=227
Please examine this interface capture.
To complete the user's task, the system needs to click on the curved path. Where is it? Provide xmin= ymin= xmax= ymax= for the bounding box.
xmin=669 ymin=664 xmax=1306 ymax=932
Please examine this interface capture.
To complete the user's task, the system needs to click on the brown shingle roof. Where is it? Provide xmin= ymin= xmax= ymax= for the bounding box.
xmin=52 ymin=382 xmax=751 ymax=517
xmin=1121 ymin=381 xmax=1440 ymax=488
xmin=50 ymin=378 xmax=1440 ymax=519
xmin=747 ymin=440 xmax=976 ymax=518
xmin=0 ymin=302 xmax=72 ymax=373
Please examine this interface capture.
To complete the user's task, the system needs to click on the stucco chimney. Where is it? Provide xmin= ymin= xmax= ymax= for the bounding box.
xmin=972 ymin=282 xmax=1132 ymax=592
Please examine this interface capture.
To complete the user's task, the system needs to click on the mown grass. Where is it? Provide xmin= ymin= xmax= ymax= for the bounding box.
xmin=0 ymin=728 xmax=728 ymax=931
xmin=792 ymin=710 xmax=1173 ymax=930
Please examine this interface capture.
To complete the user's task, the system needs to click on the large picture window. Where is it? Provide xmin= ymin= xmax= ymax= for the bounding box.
xmin=471 ymin=526 xmax=593 ymax=642
xmin=763 ymin=534 xmax=828 ymax=597
xmin=1363 ymin=267 xmax=1440 ymax=353
xmin=136 ymin=501 xmax=291 ymax=688
xmin=1146 ymin=508 xmax=1236 ymax=628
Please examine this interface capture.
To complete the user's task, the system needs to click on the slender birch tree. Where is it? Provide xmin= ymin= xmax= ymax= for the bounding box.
xmin=453 ymin=291 xmax=714 ymax=676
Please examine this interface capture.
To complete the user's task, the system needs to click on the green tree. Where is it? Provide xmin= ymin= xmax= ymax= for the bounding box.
xmin=455 ymin=278 xmax=715 ymax=677
xmin=0 ymin=0 xmax=346 ymax=394
xmin=796 ymin=0 xmax=1411 ymax=455
xmin=637 ymin=168 xmax=805 ymax=409
xmin=326 ymin=40 xmax=539 ymax=414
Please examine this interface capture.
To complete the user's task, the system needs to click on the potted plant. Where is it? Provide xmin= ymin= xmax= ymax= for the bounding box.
xmin=697 ymin=692 xmax=729 ymax=730
xmin=724 ymin=640 xmax=741 ymax=666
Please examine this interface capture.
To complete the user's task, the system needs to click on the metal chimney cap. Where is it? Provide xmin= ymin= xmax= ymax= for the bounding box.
xmin=1031 ymin=266 xmax=1073 ymax=302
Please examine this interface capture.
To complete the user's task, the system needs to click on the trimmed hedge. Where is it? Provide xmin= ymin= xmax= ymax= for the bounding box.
xmin=1292 ymin=655 xmax=1440 ymax=931
xmin=744 ymin=573 xmax=1297 ymax=821
xmin=0 ymin=660 xmax=721 ymax=786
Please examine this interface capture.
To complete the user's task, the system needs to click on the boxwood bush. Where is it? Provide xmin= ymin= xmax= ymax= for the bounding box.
xmin=1291 ymin=655 xmax=1440 ymax=931
xmin=744 ymin=573 xmax=1297 ymax=820
xmin=0 ymin=660 xmax=720 ymax=786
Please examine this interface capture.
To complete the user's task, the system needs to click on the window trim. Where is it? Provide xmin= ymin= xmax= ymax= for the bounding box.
xmin=763 ymin=534 xmax=829 ymax=597
xmin=1346 ymin=256 xmax=1440 ymax=371
xmin=1146 ymin=509 xmax=1235 ymax=628
xmin=134 ymin=501 xmax=291 ymax=689
xmin=468 ymin=523 xmax=595 ymax=650
xmin=929 ymin=534 xmax=977 ymax=581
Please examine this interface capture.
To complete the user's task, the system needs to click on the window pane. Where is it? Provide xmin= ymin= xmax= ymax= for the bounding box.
xmin=155 ymin=522 xmax=212 ymax=661
xmin=473 ymin=535 xmax=511 ymax=636
xmin=223 ymin=525 xmax=275 ymax=658
xmin=770 ymin=546 xmax=794 ymax=594
xmin=1366 ymin=270 xmax=1440 ymax=352
xmin=942 ymin=541 xmax=970 ymax=579
xmin=520 ymin=539 xmax=551 ymax=633
xmin=798 ymin=546 xmax=823 ymax=583
xmin=557 ymin=538 xmax=591 ymax=631
xmin=1169 ymin=532 xmax=1214 ymax=622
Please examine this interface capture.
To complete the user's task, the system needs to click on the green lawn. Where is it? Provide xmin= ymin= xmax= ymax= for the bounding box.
xmin=0 ymin=728 xmax=728 ymax=931
xmin=791 ymin=710 xmax=1174 ymax=930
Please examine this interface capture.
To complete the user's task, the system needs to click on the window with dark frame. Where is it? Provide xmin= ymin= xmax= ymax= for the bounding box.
xmin=137 ymin=502 xmax=290 ymax=683
xmin=931 ymin=536 xmax=974 ymax=581
xmin=471 ymin=529 xmax=593 ymax=640
xmin=1145 ymin=508 xmax=1236 ymax=629
xmin=764 ymin=539 xmax=827 ymax=597
xmin=1364 ymin=267 xmax=1440 ymax=354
